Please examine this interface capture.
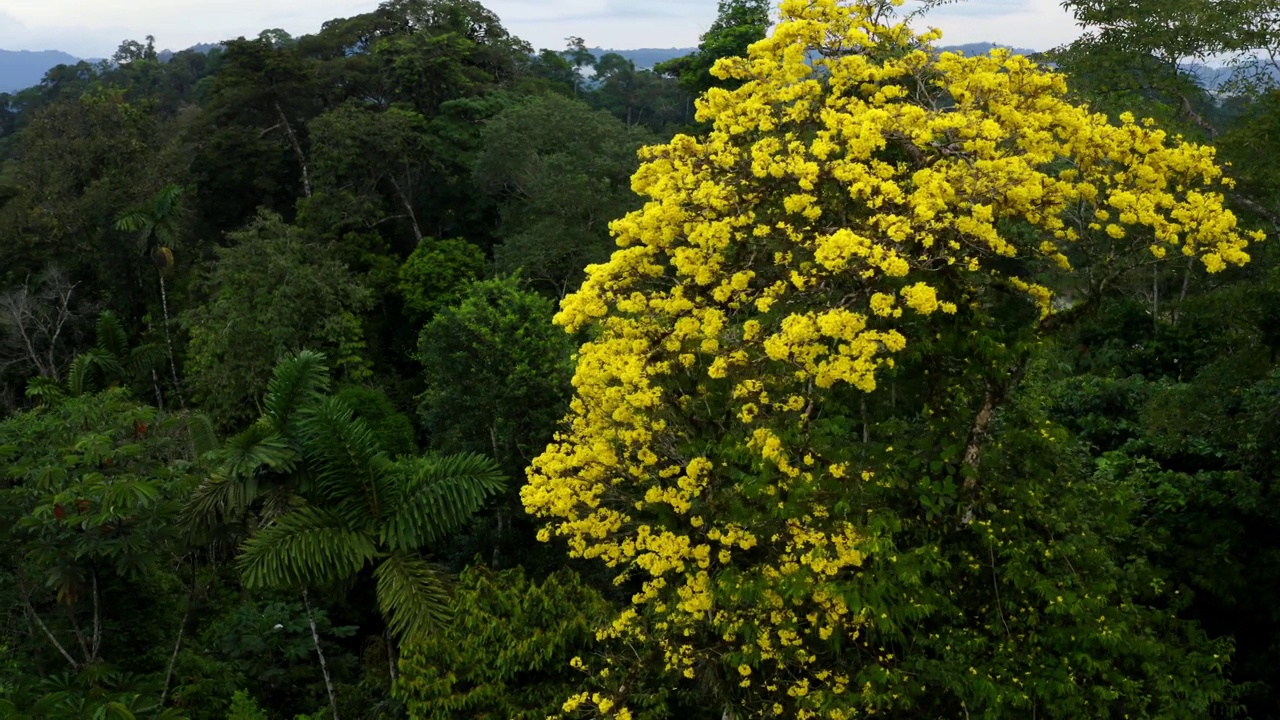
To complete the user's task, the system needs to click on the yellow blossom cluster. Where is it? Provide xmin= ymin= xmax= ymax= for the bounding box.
xmin=521 ymin=0 xmax=1259 ymax=716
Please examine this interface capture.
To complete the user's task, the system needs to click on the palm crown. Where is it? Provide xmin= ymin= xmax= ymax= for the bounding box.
xmin=186 ymin=350 xmax=504 ymax=644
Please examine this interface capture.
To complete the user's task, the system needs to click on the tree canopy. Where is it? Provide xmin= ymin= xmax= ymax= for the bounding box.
xmin=2 ymin=0 xmax=1280 ymax=717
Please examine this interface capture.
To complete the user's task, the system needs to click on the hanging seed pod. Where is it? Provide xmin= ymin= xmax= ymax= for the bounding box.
xmin=152 ymin=246 xmax=175 ymax=277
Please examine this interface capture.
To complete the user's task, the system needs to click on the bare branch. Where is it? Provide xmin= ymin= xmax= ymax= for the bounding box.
xmin=18 ymin=583 xmax=80 ymax=670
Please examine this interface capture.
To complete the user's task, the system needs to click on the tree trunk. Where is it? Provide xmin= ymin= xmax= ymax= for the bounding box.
xmin=160 ymin=605 xmax=189 ymax=706
xmin=385 ymin=627 xmax=398 ymax=686
xmin=67 ymin=604 xmax=92 ymax=666
xmin=151 ymin=368 xmax=165 ymax=410
xmin=388 ymin=176 xmax=423 ymax=243
xmin=275 ymin=101 xmax=313 ymax=199
xmin=1175 ymin=256 xmax=1194 ymax=325
xmin=90 ymin=572 xmax=101 ymax=662
xmin=1152 ymin=263 xmax=1160 ymax=327
xmin=962 ymin=387 xmax=998 ymax=491
xmin=158 ymin=275 xmax=186 ymax=409
xmin=303 ymin=589 xmax=340 ymax=720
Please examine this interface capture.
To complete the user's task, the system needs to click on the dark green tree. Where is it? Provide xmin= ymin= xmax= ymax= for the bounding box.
xmin=654 ymin=0 xmax=772 ymax=97
xmin=474 ymin=94 xmax=650 ymax=296
xmin=181 ymin=211 xmax=373 ymax=429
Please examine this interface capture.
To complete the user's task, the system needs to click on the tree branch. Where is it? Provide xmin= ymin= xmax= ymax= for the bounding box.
xmin=1229 ymin=191 xmax=1280 ymax=235
xmin=17 ymin=579 xmax=79 ymax=670
xmin=90 ymin=571 xmax=101 ymax=662
xmin=275 ymin=101 xmax=313 ymax=199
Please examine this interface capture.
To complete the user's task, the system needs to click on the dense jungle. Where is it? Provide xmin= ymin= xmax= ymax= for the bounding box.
xmin=3 ymin=0 xmax=1280 ymax=718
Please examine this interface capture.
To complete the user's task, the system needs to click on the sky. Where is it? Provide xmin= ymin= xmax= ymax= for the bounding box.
xmin=0 ymin=0 xmax=1083 ymax=58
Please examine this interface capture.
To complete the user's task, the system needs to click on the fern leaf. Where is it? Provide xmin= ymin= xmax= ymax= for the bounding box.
xmin=182 ymin=473 xmax=259 ymax=536
xmin=185 ymin=412 xmax=220 ymax=458
xmin=25 ymin=376 xmax=66 ymax=405
xmin=126 ymin=343 xmax=167 ymax=379
xmin=216 ymin=420 xmax=299 ymax=479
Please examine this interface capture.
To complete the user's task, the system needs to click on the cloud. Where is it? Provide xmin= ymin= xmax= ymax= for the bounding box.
xmin=0 ymin=9 xmax=132 ymax=57
xmin=0 ymin=0 xmax=1081 ymax=59
xmin=599 ymin=0 xmax=709 ymax=20
xmin=913 ymin=0 xmax=1081 ymax=50
xmin=485 ymin=0 xmax=712 ymax=49
xmin=917 ymin=0 xmax=1030 ymax=17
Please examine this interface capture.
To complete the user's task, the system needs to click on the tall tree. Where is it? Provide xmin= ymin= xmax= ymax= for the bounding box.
xmin=116 ymin=184 xmax=190 ymax=408
xmin=309 ymin=102 xmax=435 ymax=245
xmin=1 ymin=389 xmax=198 ymax=675
xmin=522 ymin=1 xmax=1257 ymax=717
xmin=188 ymin=351 xmax=505 ymax=717
xmin=654 ymin=0 xmax=772 ymax=97
xmin=474 ymin=94 xmax=650 ymax=296
xmin=181 ymin=211 xmax=373 ymax=429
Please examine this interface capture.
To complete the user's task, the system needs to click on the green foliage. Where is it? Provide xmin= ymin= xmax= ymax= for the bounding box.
xmin=0 ymin=389 xmax=196 ymax=633
xmin=58 ymin=311 xmax=167 ymax=400
xmin=182 ymin=211 xmax=373 ymax=428
xmin=168 ymin=594 xmax=359 ymax=719
xmin=847 ymin=372 xmax=1236 ymax=717
xmin=225 ymin=690 xmax=267 ymax=720
xmin=197 ymin=351 xmax=505 ymax=646
xmin=416 ymin=276 xmax=572 ymax=468
xmin=1046 ymin=272 xmax=1280 ymax=716
xmin=654 ymin=0 xmax=772 ymax=97
xmin=394 ymin=565 xmax=612 ymax=719
xmin=396 ymin=237 xmax=486 ymax=320
xmin=0 ymin=668 xmax=188 ymax=719
xmin=335 ymin=385 xmax=419 ymax=457
xmin=474 ymin=94 xmax=650 ymax=295
xmin=1 ymin=0 xmax=1278 ymax=716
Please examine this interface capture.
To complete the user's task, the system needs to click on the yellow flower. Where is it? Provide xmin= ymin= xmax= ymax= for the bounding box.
xmin=522 ymin=0 xmax=1257 ymax=715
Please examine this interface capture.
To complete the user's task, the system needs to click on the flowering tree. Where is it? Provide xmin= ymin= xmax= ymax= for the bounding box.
xmin=522 ymin=0 xmax=1259 ymax=717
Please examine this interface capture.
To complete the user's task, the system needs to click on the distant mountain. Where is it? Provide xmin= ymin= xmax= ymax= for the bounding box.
xmin=590 ymin=47 xmax=696 ymax=69
xmin=157 ymin=43 xmax=223 ymax=63
xmin=939 ymin=42 xmax=1040 ymax=57
xmin=593 ymin=42 xmax=1044 ymax=72
xmin=4 ymin=40 xmax=1252 ymax=98
xmin=0 ymin=49 xmax=81 ymax=93
xmin=0 ymin=44 xmax=224 ymax=95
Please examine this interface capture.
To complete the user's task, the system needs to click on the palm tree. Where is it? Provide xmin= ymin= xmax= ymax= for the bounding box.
xmin=25 ymin=310 xmax=167 ymax=404
xmin=185 ymin=351 xmax=504 ymax=717
xmin=115 ymin=184 xmax=187 ymax=408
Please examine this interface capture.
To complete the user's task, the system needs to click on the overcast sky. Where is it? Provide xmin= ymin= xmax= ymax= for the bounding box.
xmin=0 ymin=0 xmax=1082 ymax=58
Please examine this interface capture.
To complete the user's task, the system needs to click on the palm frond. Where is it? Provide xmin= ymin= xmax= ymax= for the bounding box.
xmin=114 ymin=211 xmax=152 ymax=235
xmin=380 ymin=453 xmax=505 ymax=551
xmin=299 ymin=396 xmax=391 ymax=525
xmin=263 ymin=350 xmax=331 ymax=432
xmin=185 ymin=412 xmax=220 ymax=459
xmin=215 ymin=420 xmax=299 ymax=479
xmin=153 ymin=184 xmax=185 ymax=219
xmin=238 ymin=505 xmax=377 ymax=589
xmin=95 ymin=311 xmax=130 ymax=361
xmin=67 ymin=349 xmax=122 ymax=396
xmin=26 ymin=376 xmax=66 ymax=405
xmin=182 ymin=473 xmax=259 ymax=538
xmin=374 ymin=550 xmax=452 ymax=645
xmin=258 ymin=485 xmax=302 ymax=523
xmin=66 ymin=352 xmax=100 ymax=397
xmin=125 ymin=343 xmax=167 ymax=379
